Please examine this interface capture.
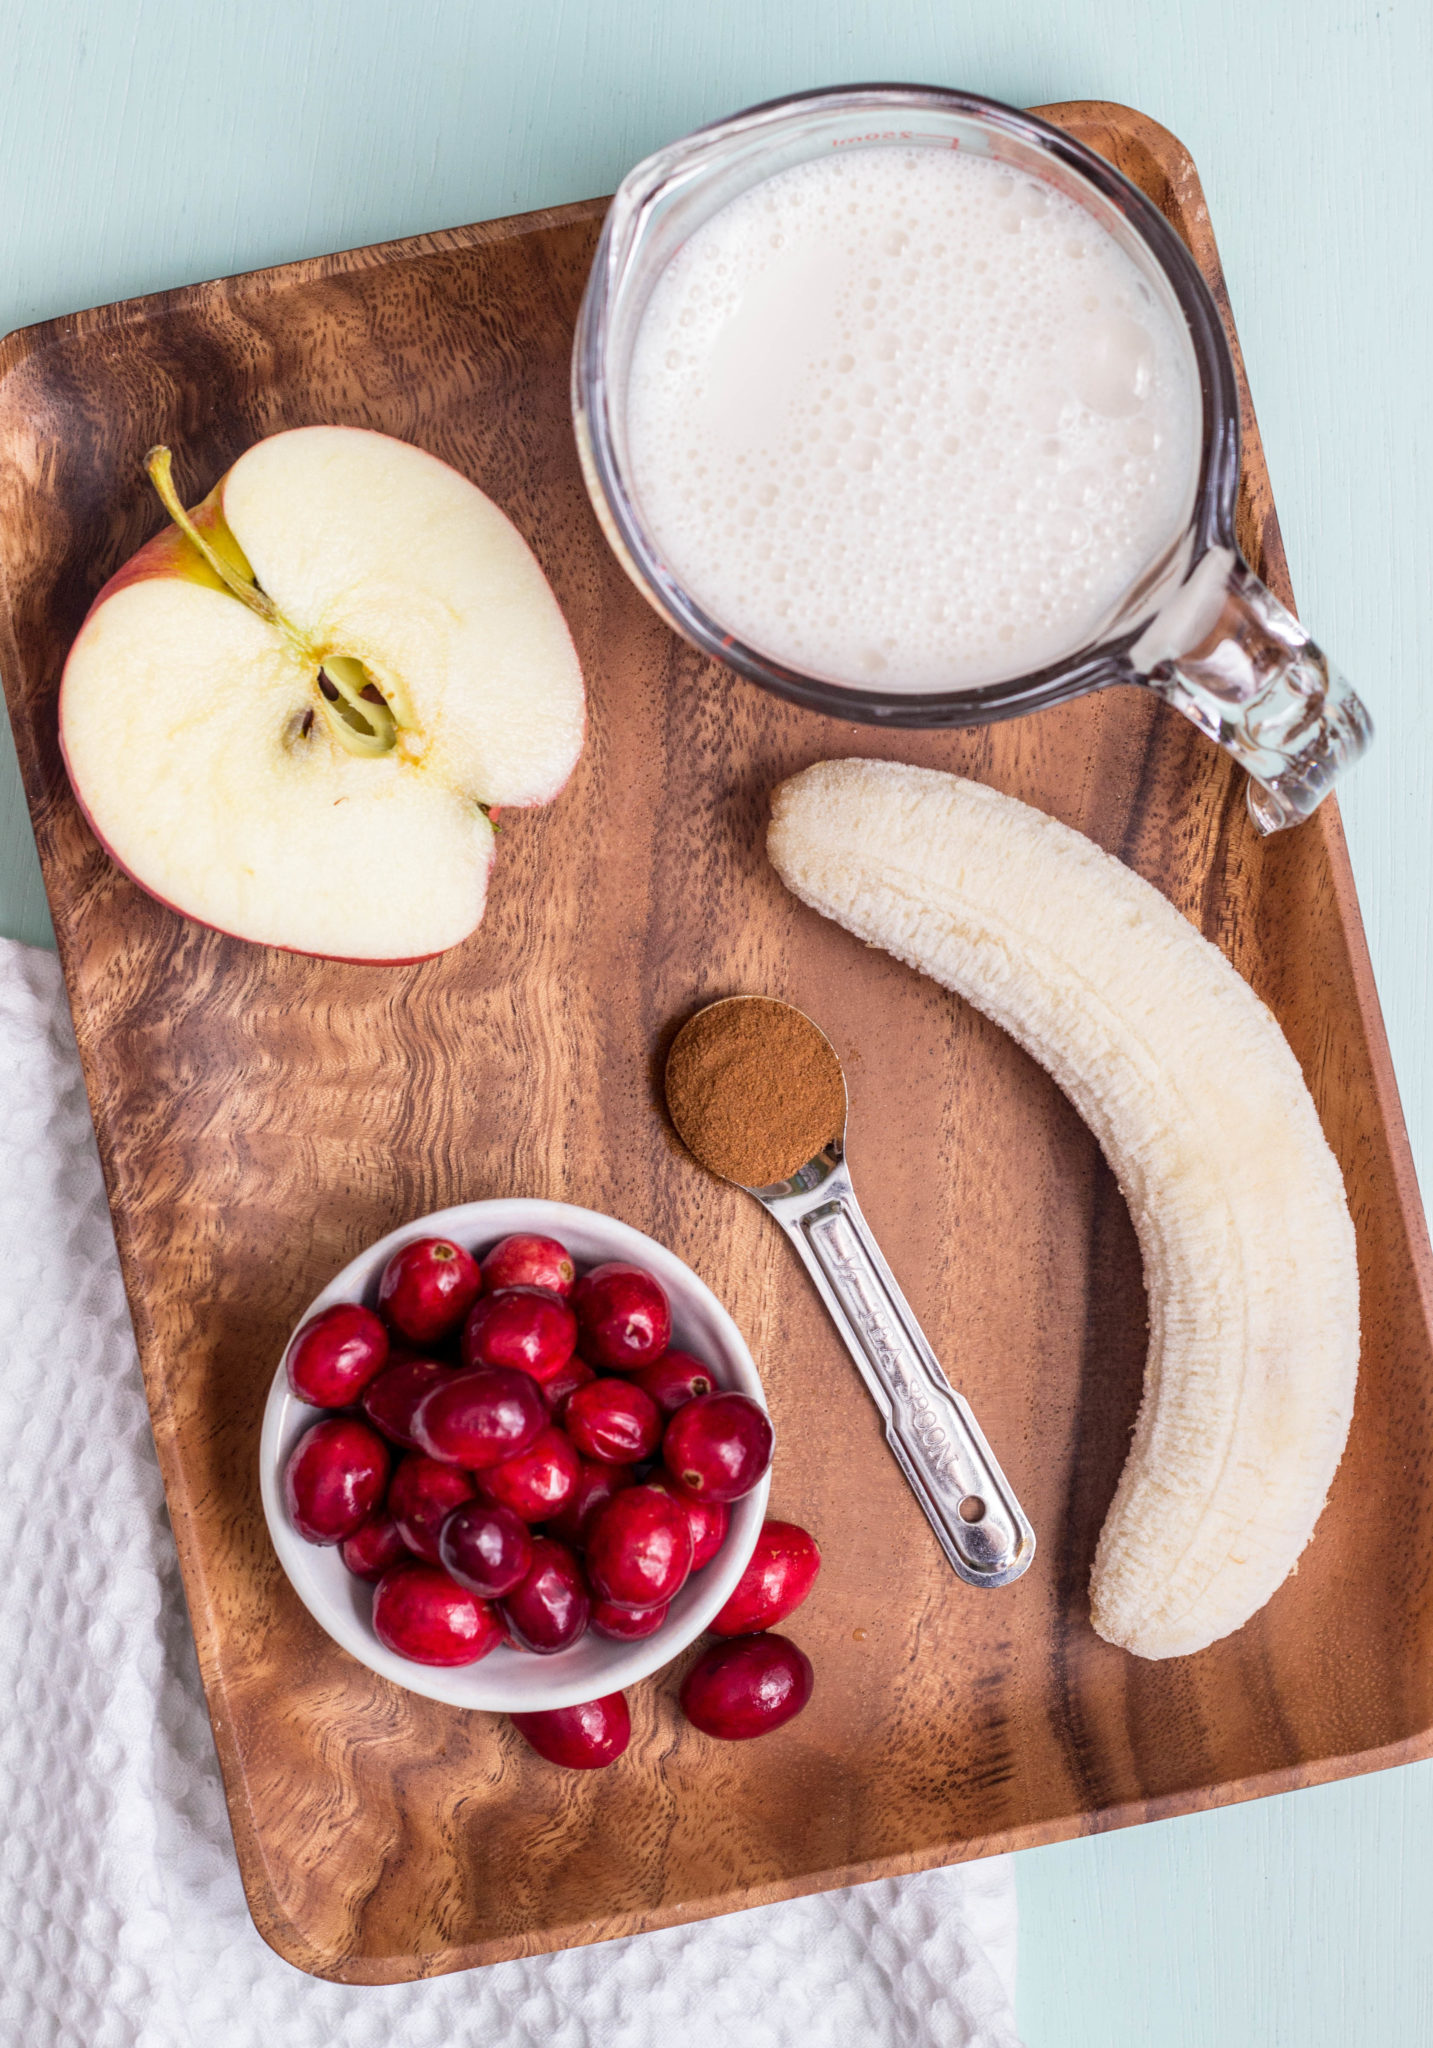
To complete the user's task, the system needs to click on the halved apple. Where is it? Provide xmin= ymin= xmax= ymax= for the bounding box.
xmin=60 ymin=426 xmax=585 ymax=961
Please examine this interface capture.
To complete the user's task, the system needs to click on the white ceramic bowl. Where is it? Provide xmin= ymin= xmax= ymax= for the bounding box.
xmin=260 ymin=1197 xmax=769 ymax=1712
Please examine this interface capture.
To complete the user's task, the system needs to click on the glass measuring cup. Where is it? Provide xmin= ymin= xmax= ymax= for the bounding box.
xmin=572 ymin=85 xmax=1372 ymax=832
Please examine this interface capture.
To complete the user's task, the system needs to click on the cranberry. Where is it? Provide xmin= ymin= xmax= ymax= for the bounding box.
xmin=377 ymin=1236 xmax=482 ymax=1344
xmin=543 ymin=1355 xmax=596 ymax=1420
xmin=438 ymin=1500 xmax=533 ymax=1597
xmin=710 ymin=1520 xmax=821 ymax=1635
xmin=461 ymin=1287 xmax=577 ymax=1385
xmin=480 ymin=1233 xmax=577 ymax=1298
xmin=511 ymin=1693 xmax=630 ymax=1769
xmin=372 ymin=1561 xmax=503 ymax=1666
xmin=284 ymin=1417 xmax=389 ymax=1544
xmin=413 ymin=1365 xmax=546 ymax=1469
xmin=500 ymin=1536 xmax=592 ymax=1654
xmin=680 ymin=1633 xmax=813 ymax=1739
xmin=585 ymin=1484 xmax=693 ymax=1609
xmin=388 ymin=1454 xmax=476 ymax=1562
xmin=286 ymin=1303 xmax=389 ymax=1407
xmin=482 ymin=1424 xmax=580 ymax=1522
xmin=546 ymin=1459 xmax=635 ymax=1548
xmin=572 ymin=1262 xmax=670 ymax=1371
xmin=340 ymin=1513 xmax=410 ymax=1581
xmin=591 ymin=1598 xmax=670 ymax=1641
xmin=564 ymin=1378 xmax=663 ymax=1465
xmin=647 ymin=1474 xmax=730 ymax=1570
xmin=360 ymin=1353 xmax=450 ymax=1449
xmin=631 ymin=1349 xmax=716 ymax=1417
xmin=663 ymin=1392 xmax=773 ymax=1503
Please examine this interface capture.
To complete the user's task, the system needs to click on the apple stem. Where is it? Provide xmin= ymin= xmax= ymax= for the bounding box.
xmin=145 ymin=446 xmax=285 ymax=632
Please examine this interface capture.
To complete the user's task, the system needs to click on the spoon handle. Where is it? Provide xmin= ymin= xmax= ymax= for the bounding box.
xmin=763 ymin=1168 xmax=1036 ymax=1587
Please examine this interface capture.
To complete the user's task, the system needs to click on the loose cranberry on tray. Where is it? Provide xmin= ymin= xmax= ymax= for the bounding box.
xmin=412 ymin=1364 xmax=546 ymax=1468
xmin=461 ymin=1286 xmax=577 ymax=1384
xmin=680 ymin=1633 xmax=813 ymax=1739
xmin=480 ymin=1233 xmax=577 ymax=1298
xmin=286 ymin=1303 xmax=389 ymax=1408
xmin=377 ymin=1236 xmax=482 ymax=1346
xmin=511 ymin=1693 xmax=631 ymax=1769
xmin=572 ymin=1262 xmax=670 ymax=1370
xmin=662 ymin=1392 xmax=773 ymax=1503
xmin=284 ymin=1417 xmax=389 ymax=1544
xmin=710 ymin=1520 xmax=821 ymax=1635
xmin=372 ymin=1561 xmax=504 ymax=1667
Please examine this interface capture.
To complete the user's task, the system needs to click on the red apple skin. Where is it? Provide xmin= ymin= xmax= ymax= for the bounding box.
xmin=59 ymin=429 xmax=584 ymax=966
xmin=480 ymin=1234 xmax=577 ymax=1297
xmin=709 ymin=1521 xmax=821 ymax=1636
xmin=679 ymin=1634 xmax=813 ymax=1739
xmin=372 ymin=1561 xmax=504 ymax=1666
xmin=283 ymin=1417 xmax=390 ymax=1544
xmin=511 ymin=1693 xmax=630 ymax=1769
xmin=286 ymin=1302 xmax=390 ymax=1407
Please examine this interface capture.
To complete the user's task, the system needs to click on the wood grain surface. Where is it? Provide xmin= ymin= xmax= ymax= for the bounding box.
xmin=0 ymin=102 xmax=1430 ymax=1985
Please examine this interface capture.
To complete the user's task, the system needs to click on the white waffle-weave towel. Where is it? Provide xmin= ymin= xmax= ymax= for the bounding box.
xmin=0 ymin=934 xmax=1022 ymax=2048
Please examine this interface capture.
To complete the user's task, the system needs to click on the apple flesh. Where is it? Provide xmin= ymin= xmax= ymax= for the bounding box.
xmin=60 ymin=427 xmax=585 ymax=961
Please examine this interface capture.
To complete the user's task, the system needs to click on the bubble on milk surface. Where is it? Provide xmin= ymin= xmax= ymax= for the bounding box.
xmin=625 ymin=147 xmax=1201 ymax=691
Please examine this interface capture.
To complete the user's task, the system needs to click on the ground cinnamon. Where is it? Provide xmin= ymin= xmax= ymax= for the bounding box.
xmin=664 ymin=997 xmax=846 ymax=1188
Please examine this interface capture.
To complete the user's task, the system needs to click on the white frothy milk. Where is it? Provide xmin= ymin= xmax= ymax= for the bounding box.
xmin=625 ymin=147 xmax=1202 ymax=691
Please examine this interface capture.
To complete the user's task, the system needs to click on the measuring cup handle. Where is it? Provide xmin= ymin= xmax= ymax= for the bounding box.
xmin=773 ymin=1181 xmax=1035 ymax=1587
xmin=1127 ymin=545 xmax=1373 ymax=832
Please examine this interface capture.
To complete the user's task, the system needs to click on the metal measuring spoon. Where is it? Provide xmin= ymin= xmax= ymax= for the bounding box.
xmin=664 ymin=997 xmax=1035 ymax=1589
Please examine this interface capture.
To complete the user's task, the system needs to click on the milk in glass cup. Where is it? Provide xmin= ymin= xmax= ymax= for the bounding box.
xmin=572 ymin=85 xmax=1371 ymax=831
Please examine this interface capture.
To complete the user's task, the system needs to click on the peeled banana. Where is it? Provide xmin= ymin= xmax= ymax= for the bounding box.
xmin=767 ymin=758 xmax=1358 ymax=1660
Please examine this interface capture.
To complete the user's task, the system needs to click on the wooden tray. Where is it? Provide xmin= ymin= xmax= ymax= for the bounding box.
xmin=2 ymin=101 xmax=1431 ymax=1985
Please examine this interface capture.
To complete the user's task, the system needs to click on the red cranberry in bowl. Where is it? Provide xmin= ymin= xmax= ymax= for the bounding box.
xmin=361 ymin=1353 xmax=450 ymax=1449
xmin=413 ymin=1365 xmax=546 ymax=1469
xmin=546 ymin=1459 xmax=635 ymax=1549
xmin=286 ymin=1303 xmax=389 ymax=1408
xmin=679 ymin=1633 xmax=813 ymax=1739
xmin=646 ymin=1474 xmax=729 ymax=1571
xmin=372 ymin=1561 xmax=503 ymax=1666
xmin=572 ymin=1263 xmax=670 ymax=1371
xmin=564 ymin=1378 xmax=662 ymax=1466
xmin=481 ymin=1424 xmax=580 ymax=1522
xmin=377 ymin=1237 xmax=482 ymax=1345
xmin=585 ymin=1485 xmax=693 ymax=1610
xmin=591 ymin=1597 xmax=669 ymax=1642
xmin=500 ymin=1537 xmax=592 ymax=1654
xmin=663 ymin=1392 xmax=772 ymax=1504
xmin=511 ymin=1693 xmax=630 ymax=1769
xmin=480 ymin=1233 xmax=577 ymax=1299
xmin=340 ymin=1513 xmax=410 ymax=1582
xmin=438 ymin=1500 xmax=533 ymax=1598
xmin=543 ymin=1356 xmax=595 ymax=1421
xmin=631 ymin=1349 xmax=716 ymax=1418
xmin=388 ymin=1454 xmax=477 ymax=1562
xmin=710 ymin=1520 xmax=821 ymax=1636
xmin=284 ymin=1417 xmax=389 ymax=1544
xmin=461 ymin=1287 xmax=577 ymax=1385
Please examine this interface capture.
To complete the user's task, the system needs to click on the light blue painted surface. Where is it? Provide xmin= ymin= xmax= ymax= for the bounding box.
xmin=2 ymin=2 xmax=1429 ymax=2038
